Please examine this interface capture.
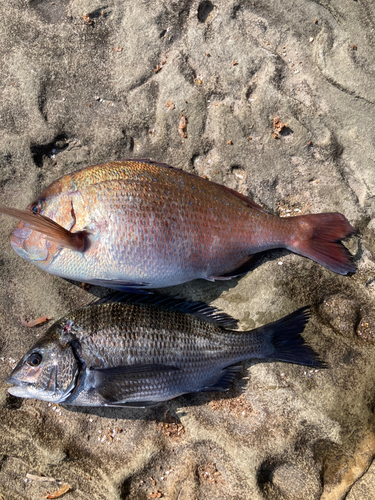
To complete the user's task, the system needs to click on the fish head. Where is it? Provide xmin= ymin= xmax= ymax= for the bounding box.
xmin=7 ymin=335 xmax=79 ymax=403
xmin=9 ymin=180 xmax=77 ymax=268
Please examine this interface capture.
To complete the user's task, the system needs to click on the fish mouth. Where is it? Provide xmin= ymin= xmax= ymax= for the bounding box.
xmin=10 ymin=234 xmax=34 ymax=261
xmin=7 ymin=376 xmax=32 ymax=397
xmin=10 ymin=231 xmax=51 ymax=263
xmin=7 ymin=385 xmax=30 ymax=398
xmin=7 ymin=374 xmax=28 ymax=387
xmin=10 ymin=233 xmax=24 ymax=249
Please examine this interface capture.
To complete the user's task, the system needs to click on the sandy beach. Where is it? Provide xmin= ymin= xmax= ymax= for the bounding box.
xmin=1 ymin=1 xmax=375 ymax=498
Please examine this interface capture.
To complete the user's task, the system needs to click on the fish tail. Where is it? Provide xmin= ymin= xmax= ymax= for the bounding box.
xmin=261 ymin=307 xmax=325 ymax=367
xmin=286 ymin=213 xmax=357 ymax=275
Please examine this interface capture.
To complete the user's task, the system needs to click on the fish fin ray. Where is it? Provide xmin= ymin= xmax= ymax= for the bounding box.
xmin=211 ymin=185 xmax=269 ymax=213
xmin=104 ymin=400 xmax=161 ymax=408
xmin=90 ymin=364 xmax=180 ymax=404
xmin=88 ymin=291 xmax=239 ymax=328
xmin=126 ymin=158 xmax=178 ymax=170
xmin=0 ymin=206 xmax=88 ymax=252
xmin=200 ymin=365 xmax=242 ymax=392
xmin=83 ymin=278 xmax=151 ymax=291
xmin=208 ymin=254 xmax=264 ymax=280
xmin=259 ymin=306 xmax=326 ymax=367
xmin=287 ymin=213 xmax=357 ymax=275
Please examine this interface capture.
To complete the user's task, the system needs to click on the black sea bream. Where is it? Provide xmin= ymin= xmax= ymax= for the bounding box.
xmin=7 ymin=293 xmax=323 ymax=407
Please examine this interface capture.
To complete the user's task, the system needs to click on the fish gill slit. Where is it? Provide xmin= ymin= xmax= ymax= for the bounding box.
xmin=70 ymin=200 xmax=77 ymax=231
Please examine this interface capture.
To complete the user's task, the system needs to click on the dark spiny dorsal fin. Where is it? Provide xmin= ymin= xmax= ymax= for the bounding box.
xmin=87 ymin=290 xmax=239 ymax=328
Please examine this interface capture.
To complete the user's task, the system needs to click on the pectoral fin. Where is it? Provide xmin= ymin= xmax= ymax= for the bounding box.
xmin=104 ymin=400 xmax=161 ymax=408
xmin=0 ymin=206 xmax=88 ymax=252
xmin=91 ymin=363 xmax=180 ymax=380
xmin=88 ymin=363 xmax=180 ymax=404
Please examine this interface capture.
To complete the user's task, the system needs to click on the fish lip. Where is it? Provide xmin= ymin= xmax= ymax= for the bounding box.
xmin=7 ymin=372 xmax=38 ymax=397
xmin=10 ymin=234 xmax=24 ymax=249
xmin=6 ymin=375 xmax=27 ymax=387
xmin=13 ymin=225 xmax=32 ymax=239
xmin=6 ymin=376 xmax=32 ymax=398
xmin=10 ymin=233 xmax=51 ymax=263
xmin=7 ymin=385 xmax=31 ymax=398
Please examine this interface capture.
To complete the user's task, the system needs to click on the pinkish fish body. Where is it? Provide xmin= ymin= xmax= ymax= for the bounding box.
xmin=0 ymin=159 xmax=356 ymax=289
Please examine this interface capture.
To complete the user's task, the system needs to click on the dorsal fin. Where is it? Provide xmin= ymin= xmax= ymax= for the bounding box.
xmin=126 ymin=158 xmax=270 ymax=214
xmin=126 ymin=158 xmax=176 ymax=169
xmin=87 ymin=291 xmax=238 ymax=329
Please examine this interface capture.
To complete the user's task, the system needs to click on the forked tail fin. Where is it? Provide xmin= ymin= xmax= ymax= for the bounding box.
xmin=263 ymin=307 xmax=325 ymax=367
xmin=286 ymin=213 xmax=357 ymax=275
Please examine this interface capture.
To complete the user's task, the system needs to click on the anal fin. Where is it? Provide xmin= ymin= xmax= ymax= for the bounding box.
xmin=209 ymin=253 xmax=264 ymax=280
xmin=200 ymin=365 xmax=242 ymax=392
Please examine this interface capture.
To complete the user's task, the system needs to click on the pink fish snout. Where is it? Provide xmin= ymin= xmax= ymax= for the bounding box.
xmin=10 ymin=223 xmax=49 ymax=262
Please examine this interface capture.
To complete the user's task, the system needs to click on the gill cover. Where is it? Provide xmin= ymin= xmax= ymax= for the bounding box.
xmin=7 ymin=338 xmax=79 ymax=403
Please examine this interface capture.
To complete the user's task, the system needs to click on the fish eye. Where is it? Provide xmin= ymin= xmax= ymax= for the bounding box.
xmin=30 ymin=198 xmax=45 ymax=215
xmin=27 ymin=352 xmax=42 ymax=367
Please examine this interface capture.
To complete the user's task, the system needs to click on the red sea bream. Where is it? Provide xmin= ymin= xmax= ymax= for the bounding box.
xmin=0 ymin=159 xmax=356 ymax=289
